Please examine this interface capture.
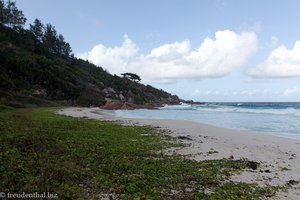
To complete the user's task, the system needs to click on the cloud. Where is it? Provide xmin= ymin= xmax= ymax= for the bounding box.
xmin=248 ymin=41 xmax=300 ymax=77
xmin=191 ymin=88 xmax=280 ymax=101
xmin=77 ymin=30 xmax=258 ymax=83
xmin=77 ymin=34 xmax=138 ymax=73
xmin=282 ymin=86 xmax=300 ymax=96
xmin=192 ymin=89 xmax=220 ymax=97
xmin=231 ymin=89 xmax=272 ymax=97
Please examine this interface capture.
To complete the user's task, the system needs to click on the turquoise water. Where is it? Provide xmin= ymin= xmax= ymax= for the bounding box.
xmin=115 ymin=102 xmax=300 ymax=140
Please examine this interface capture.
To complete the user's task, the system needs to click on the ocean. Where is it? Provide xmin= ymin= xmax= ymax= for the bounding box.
xmin=115 ymin=102 xmax=300 ymax=140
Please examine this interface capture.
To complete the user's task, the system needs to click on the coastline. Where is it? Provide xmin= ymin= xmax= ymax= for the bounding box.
xmin=58 ymin=107 xmax=300 ymax=199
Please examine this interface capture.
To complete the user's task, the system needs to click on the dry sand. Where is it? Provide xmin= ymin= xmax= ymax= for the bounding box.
xmin=58 ymin=107 xmax=300 ymax=199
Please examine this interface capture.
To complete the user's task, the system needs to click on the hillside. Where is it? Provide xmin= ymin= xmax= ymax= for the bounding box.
xmin=0 ymin=23 xmax=180 ymax=108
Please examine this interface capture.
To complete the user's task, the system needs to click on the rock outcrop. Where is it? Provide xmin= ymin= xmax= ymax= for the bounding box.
xmin=100 ymin=99 xmax=161 ymax=110
xmin=32 ymin=88 xmax=47 ymax=97
xmin=100 ymin=97 xmax=206 ymax=110
xmin=181 ymin=99 xmax=206 ymax=105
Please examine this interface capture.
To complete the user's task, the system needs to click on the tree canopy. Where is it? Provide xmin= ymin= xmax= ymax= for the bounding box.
xmin=0 ymin=0 xmax=26 ymax=29
xmin=121 ymin=73 xmax=141 ymax=82
xmin=29 ymin=18 xmax=44 ymax=41
xmin=28 ymin=20 xmax=73 ymax=58
xmin=0 ymin=1 xmax=72 ymax=58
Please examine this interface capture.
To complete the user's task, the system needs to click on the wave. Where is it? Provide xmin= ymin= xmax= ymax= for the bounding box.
xmin=117 ymin=102 xmax=300 ymax=138
xmin=220 ymin=102 xmax=300 ymax=109
xmin=160 ymin=102 xmax=300 ymax=117
xmin=160 ymin=103 xmax=196 ymax=110
xmin=196 ymin=106 xmax=300 ymax=117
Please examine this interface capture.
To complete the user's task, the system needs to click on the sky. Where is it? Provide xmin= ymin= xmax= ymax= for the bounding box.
xmin=15 ymin=0 xmax=300 ymax=102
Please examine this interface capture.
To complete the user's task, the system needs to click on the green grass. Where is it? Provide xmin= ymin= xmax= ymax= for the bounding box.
xmin=0 ymin=105 xmax=14 ymax=112
xmin=0 ymin=108 xmax=282 ymax=199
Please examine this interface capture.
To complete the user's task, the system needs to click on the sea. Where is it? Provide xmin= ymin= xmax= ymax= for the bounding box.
xmin=115 ymin=102 xmax=300 ymax=140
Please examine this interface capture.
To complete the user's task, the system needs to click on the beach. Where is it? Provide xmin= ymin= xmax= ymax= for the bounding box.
xmin=58 ymin=107 xmax=300 ymax=199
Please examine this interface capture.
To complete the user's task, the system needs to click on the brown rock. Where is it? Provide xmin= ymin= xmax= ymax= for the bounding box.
xmin=100 ymin=100 xmax=123 ymax=110
xmin=100 ymin=100 xmax=161 ymax=110
xmin=143 ymin=103 xmax=160 ymax=109
xmin=121 ymin=102 xmax=136 ymax=110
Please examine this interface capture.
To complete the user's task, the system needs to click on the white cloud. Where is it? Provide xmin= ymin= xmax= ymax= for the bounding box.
xmin=248 ymin=41 xmax=300 ymax=77
xmin=77 ymin=30 xmax=258 ymax=83
xmin=231 ymin=89 xmax=269 ymax=96
xmin=77 ymin=34 xmax=138 ymax=74
xmin=282 ymin=86 xmax=300 ymax=96
xmin=192 ymin=89 xmax=220 ymax=97
xmin=147 ymin=41 xmax=190 ymax=61
xmin=192 ymin=88 xmax=278 ymax=98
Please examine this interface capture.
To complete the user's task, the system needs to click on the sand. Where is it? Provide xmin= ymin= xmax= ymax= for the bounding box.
xmin=58 ymin=107 xmax=300 ymax=199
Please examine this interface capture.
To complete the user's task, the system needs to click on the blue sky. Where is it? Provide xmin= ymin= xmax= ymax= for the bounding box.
xmin=16 ymin=0 xmax=300 ymax=102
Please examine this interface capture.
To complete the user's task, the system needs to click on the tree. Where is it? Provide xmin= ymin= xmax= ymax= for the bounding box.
xmin=0 ymin=0 xmax=7 ymax=25
xmin=5 ymin=0 xmax=26 ymax=29
xmin=41 ymin=24 xmax=72 ymax=57
xmin=43 ymin=23 xmax=58 ymax=54
xmin=121 ymin=73 xmax=141 ymax=82
xmin=56 ymin=34 xmax=72 ymax=58
xmin=30 ymin=18 xmax=44 ymax=41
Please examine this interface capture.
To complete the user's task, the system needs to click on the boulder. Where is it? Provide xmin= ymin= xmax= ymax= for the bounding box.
xmin=33 ymin=88 xmax=47 ymax=97
xmin=121 ymin=102 xmax=136 ymax=110
xmin=100 ymin=100 xmax=124 ymax=110
xmin=125 ymin=90 xmax=134 ymax=103
xmin=100 ymin=100 xmax=160 ymax=110
xmin=159 ymin=97 xmax=181 ymax=105
xmin=102 ymin=87 xmax=117 ymax=98
xmin=119 ymin=93 xmax=125 ymax=101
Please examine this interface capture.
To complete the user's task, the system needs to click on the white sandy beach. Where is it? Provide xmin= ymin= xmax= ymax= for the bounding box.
xmin=58 ymin=107 xmax=300 ymax=199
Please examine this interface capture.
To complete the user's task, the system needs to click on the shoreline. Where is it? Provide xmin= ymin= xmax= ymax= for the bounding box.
xmin=58 ymin=107 xmax=300 ymax=199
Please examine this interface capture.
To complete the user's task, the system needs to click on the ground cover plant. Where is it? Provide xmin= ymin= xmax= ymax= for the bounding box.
xmin=0 ymin=107 xmax=283 ymax=199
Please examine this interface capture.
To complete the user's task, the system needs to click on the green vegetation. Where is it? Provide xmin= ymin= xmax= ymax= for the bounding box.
xmin=0 ymin=0 xmax=26 ymax=30
xmin=0 ymin=108 xmax=283 ymax=199
xmin=0 ymin=104 xmax=14 ymax=112
xmin=121 ymin=72 xmax=142 ymax=82
xmin=1 ymin=0 xmax=71 ymax=58
xmin=0 ymin=0 xmax=179 ymax=107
